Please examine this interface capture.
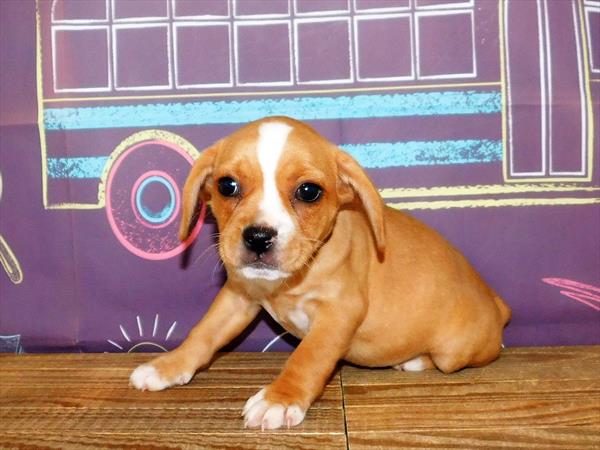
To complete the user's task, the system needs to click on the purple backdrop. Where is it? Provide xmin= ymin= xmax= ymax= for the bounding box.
xmin=0 ymin=0 xmax=598 ymax=354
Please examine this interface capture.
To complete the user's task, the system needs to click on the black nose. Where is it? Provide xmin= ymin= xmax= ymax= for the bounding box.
xmin=242 ymin=226 xmax=277 ymax=255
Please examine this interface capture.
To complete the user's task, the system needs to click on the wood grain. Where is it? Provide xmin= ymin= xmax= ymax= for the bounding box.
xmin=1 ymin=347 xmax=599 ymax=449
xmin=343 ymin=346 xmax=600 ymax=449
xmin=0 ymin=352 xmax=346 ymax=449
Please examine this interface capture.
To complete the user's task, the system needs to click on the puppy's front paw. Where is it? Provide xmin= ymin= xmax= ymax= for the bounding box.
xmin=129 ymin=361 xmax=193 ymax=392
xmin=242 ymin=388 xmax=307 ymax=430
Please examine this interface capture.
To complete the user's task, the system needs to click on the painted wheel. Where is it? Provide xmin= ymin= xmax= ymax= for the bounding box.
xmin=105 ymin=138 xmax=204 ymax=260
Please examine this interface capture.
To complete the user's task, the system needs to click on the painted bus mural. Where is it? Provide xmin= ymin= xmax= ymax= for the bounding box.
xmin=38 ymin=0 xmax=598 ymax=259
xmin=1 ymin=0 xmax=597 ymax=353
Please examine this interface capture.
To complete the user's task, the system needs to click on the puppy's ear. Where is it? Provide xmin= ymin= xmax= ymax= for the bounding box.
xmin=336 ymin=150 xmax=386 ymax=253
xmin=179 ymin=144 xmax=219 ymax=241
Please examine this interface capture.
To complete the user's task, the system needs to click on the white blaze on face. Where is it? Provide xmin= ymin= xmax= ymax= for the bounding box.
xmin=240 ymin=121 xmax=295 ymax=282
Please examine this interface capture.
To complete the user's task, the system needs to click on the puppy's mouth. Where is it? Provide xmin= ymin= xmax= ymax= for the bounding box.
xmin=247 ymin=260 xmax=277 ymax=270
xmin=239 ymin=260 xmax=290 ymax=281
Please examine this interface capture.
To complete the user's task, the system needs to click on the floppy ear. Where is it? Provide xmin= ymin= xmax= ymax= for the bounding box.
xmin=179 ymin=144 xmax=218 ymax=241
xmin=336 ymin=150 xmax=386 ymax=253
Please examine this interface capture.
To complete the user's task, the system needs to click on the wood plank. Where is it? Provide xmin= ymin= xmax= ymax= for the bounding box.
xmin=0 ymin=366 xmax=341 ymax=391
xmin=344 ymin=398 xmax=598 ymax=431
xmin=0 ymin=367 xmax=284 ymax=387
xmin=0 ymin=383 xmax=341 ymax=409
xmin=347 ymin=428 xmax=600 ymax=449
xmin=0 ymin=351 xmax=292 ymax=370
xmin=342 ymin=346 xmax=600 ymax=448
xmin=0 ymin=432 xmax=347 ymax=450
xmin=343 ymin=379 xmax=600 ymax=405
xmin=0 ymin=352 xmax=346 ymax=448
xmin=0 ymin=406 xmax=344 ymax=434
xmin=2 ymin=347 xmax=599 ymax=449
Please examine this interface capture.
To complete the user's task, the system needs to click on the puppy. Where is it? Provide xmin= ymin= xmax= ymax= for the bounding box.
xmin=130 ymin=116 xmax=511 ymax=429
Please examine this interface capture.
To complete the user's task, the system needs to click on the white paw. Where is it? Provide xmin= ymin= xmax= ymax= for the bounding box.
xmin=242 ymin=388 xmax=306 ymax=430
xmin=394 ymin=356 xmax=428 ymax=372
xmin=129 ymin=364 xmax=192 ymax=391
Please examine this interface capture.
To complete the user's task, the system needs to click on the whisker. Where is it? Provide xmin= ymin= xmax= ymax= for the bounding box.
xmin=192 ymin=242 xmax=221 ymax=266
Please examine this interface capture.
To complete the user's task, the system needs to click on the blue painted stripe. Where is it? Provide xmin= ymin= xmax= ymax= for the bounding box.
xmin=47 ymin=139 xmax=501 ymax=179
xmin=341 ymin=139 xmax=503 ymax=169
xmin=47 ymin=156 xmax=109 ymax=179
xmin=44 ymin=91 xmax=501 ymax=131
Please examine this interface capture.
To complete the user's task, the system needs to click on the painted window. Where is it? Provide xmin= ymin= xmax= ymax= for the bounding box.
xmin=50 ymin=0 xmax=478 ymax=91
xmin=503 ymin=0 xmax=593 ymax=181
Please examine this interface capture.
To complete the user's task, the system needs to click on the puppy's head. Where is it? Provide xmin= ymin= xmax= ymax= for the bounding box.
xmin=180 ymin=117 xmax=385 ymax=282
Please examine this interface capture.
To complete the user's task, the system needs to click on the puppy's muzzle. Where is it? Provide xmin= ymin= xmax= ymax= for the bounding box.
xmin=243 ymin=225 xmax=277 ymax=258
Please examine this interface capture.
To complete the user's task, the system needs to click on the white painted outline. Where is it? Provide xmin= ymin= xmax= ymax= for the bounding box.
xmin=171 ymin=0 xmax=231 ymax=20
xmin=352 ymin=0 xmax=411 ymax=14
xmin=111 ymin=0 xmax=169 ymax=23
xmin=51 ymin=0 xmax=109 ymax=23
xmin=294 ymin=16 xmax=354 ymax=85
xmin=583 ymin=0 xmax=600 ymax=6
xmin=119 ymin=324 xmax=131 ymax=342
xmin=107 ymin=314 xmax=178 ymax=352
xmin=541 ymin=0 xmax=551 ymax=176
xmin=261 ymin=331 xmax=289 ymax=352
xmin=165 ymin=320 xmax=177 ymax=341
xmin=415 ymin=0 xmax=473 ymax=11
xmin=293 ymin=0 xmax=350 ymax=17
xmin=234 ymin=19 xmax=294 ymax=87
xmin=550 ymin=0 xmax=587 ymax=176
xmin=415 ymin=9 xmax=477 ymax=80
xmin=152 ymin=313 xmax=159 ymax=337
xmin=505 ymin=0 xmax=545 ymax=178
xmin=233 ymin=0 xmax=291 ymax=19
xmin=112 ymin=22 xmax=173 ymax=91
xmin=173 ymin=21 xmax=233 ymax=89
xmin=51 ymin=25 xmax=112 ymax=93
xmin=107 ymin=339 xmax=123 ymax=350
xmin=584 ymin=6 xmax=600 ymax=73
xmin=136 ymin=315 xmax=144 ymax=337
xmin=353 ymin=13 xmax=414 ymax=82
xmin=505 ymin=0 xmax=590 ymax=179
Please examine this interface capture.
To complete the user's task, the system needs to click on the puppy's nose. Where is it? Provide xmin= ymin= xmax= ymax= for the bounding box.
xmin=243 ymin=225 xmax=277 ymax=255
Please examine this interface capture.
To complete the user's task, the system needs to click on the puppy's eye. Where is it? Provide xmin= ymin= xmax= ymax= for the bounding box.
xmin=217 ymin=177 xmax=239 ymax=197
xmin=295 ymin=183 xmax=322 ymax=203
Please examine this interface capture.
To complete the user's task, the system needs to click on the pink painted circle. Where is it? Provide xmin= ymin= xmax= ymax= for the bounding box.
xmin=105 ymin=139 xmax=204 ymax=260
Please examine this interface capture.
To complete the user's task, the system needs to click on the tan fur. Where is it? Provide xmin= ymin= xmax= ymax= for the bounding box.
xmin=133 ymin=116 xmax=511 ymax=428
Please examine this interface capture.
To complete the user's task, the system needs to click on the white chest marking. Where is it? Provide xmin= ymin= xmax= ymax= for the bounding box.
xmin=287 ymin=305 xmax=310 ymax=334
xmin=255 ymin=122 xmax=295 ymax=246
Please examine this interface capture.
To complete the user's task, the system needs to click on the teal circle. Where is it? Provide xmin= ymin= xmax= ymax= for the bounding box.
xmin=135 ymin=175 xmax=176 ymax=224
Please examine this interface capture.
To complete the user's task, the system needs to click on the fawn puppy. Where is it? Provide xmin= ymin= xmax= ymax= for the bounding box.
xmin=130 ymin=116 xmax=511 ymax=430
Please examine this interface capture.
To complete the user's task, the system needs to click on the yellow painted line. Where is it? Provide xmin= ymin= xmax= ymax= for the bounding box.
xmin=35 ymin=0 xmax=50 ymax=209
xmin=380 ymin=183 xmax=600 ymax=199
xmin=45 ymin=203 xmax=103 ymax=210
xmin=499 ymin=0 xmax=509 ymax=183
xmin=42 ymin=81 xmax=502 ymax=104
xmin=388 ymin=197 xmax=600 ymax=210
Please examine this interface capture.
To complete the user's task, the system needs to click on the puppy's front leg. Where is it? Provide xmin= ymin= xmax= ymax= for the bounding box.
xmin=130 ymin=283 xmax=260 ymax=391
xmin=244 ymin=303 xmax=361 ymax=430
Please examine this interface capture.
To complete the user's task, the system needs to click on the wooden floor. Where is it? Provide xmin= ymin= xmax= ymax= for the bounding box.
xmin=1 ymin=346 xmax=599 ymax=449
